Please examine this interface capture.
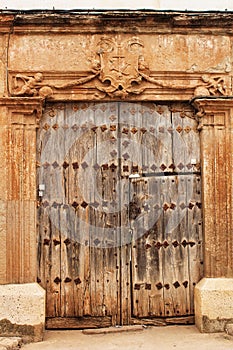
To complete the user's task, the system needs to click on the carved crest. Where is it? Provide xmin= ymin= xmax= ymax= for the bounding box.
xmin=95 ymin=37 xmax=149 ymax=98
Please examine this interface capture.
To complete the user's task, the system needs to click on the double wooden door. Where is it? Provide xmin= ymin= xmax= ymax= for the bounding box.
xmin=37 ymin=102 xmax=203 ymax=328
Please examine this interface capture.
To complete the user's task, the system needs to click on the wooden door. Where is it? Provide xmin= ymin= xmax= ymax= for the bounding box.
xmin=37 ymin=102 xmax=202 ymax=328
xmin=130 ymin=174 xmax=202 ymax=322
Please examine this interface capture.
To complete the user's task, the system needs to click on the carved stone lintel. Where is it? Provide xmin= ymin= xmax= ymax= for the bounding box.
xmin=10 ymin=37 xmax=229 ymax=100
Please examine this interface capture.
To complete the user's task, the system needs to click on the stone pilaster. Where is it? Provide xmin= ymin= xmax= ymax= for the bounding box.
xmin=0 ymin=98 xmax=42 ymax=284
xmin=0 ymin=98 xmax=45 ymax=341
xmin=193 ymin=98 xmax=233 ymax=332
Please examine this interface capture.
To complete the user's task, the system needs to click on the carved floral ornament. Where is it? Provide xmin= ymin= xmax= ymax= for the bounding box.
xmin=11 ymin=37 xmax=228 ymax=100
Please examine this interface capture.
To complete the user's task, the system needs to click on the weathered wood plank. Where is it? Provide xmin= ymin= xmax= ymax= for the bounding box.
xmin=120 ymin=102 xmax=141 ymax=324
xmin=131 ymin=317 xmax=166 ymax=326
xmin=131 ymin=315 xmax=194 ymax=325
xmin=46 ymin=316 xmax=112 ymax=329
xmin=93 ymin=102 xmax=119 ymax=318
xmin=131 ymin=177 xmax=164 ymax=318
xmin=188 ymin=174 xmax=203 ymax=314
xmin=37 ymin=106 xmax=63 ymax=317
xmin=82 ymin=325 xmax=144 ymax=334
xmin=165 ymin=315 xmax=194 ymax=324
xmin=162 ymin=175 xmax=190 ymax=317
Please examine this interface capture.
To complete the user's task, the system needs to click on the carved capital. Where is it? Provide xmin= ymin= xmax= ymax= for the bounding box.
xmin=191 ymin=97 xmax=233 ymax=130
xmin=0 ymin=97 xmax=43 ymax=126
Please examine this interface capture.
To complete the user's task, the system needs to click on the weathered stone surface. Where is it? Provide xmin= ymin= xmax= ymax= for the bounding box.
xmin=3 ymin=12 xmax=231 ymax=101
xmin=225 ymin=323 xmax=233 ymax=336
xmin=9 ymin=34 xmax=230 ymax=73
xmin=0 ymin=283 xmax=45 ymax=342
xmin=0 ymin=35 xmax=8 ymax=96
xmin=0 ymin=98 xmax=42 ymax=285
xmin=192 ymin=98 xmax=233 ymax=279
xmin=0 ymin=337 xmax=22 ymax=350
xmin=0 ymin=201 xmax=7 ymax=284
xmin=195 ymin=278 xmax=233 ymax=332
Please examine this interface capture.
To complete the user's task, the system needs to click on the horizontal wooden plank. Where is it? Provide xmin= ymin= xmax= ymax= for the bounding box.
xmin=46 ymin=316 xmax=112 ymax=329
xmin=82 ymin=325 xmax=144 ymax=335
xmin=165 ymin=316 xmax=194 ymax=325
xmin=131 ymin=318 xmax=166 ymax=326
xmin=131 ymin=315 xmax=194 ymax=326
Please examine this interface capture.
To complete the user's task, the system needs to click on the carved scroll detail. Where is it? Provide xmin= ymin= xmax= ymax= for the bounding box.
xmin=51 ymin=72 xmax=100 ymax=90
xmin=11 ymin=38 xmax=228 ymax=100
xmin=194 ymin=75 xmax=227 ymax=96
xmin=13 ymin=73 xmax=53 ymax=98
xmin=139 ymin=72 xmax=227 ymax=97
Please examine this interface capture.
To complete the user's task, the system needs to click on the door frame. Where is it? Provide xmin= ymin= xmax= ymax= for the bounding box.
xmin=1 ymin=96 xmax=233 ymax=333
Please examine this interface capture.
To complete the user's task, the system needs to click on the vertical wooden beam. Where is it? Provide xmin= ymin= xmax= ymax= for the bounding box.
xmin=193 ymin=98 xmax=233 ymax=278
xmin=0 ymin=98 xmax=42 ymax=284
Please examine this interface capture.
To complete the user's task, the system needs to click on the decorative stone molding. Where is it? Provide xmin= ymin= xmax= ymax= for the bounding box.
xmin=9 ymin=12 xmax=233 ymax=35
xmin=10 ymin=71 xmax=229 ymax=102
xmin=10 ymin=36 xmax=229 ymax=101
xmin=194 ymin=75 xmax=227 ymax=96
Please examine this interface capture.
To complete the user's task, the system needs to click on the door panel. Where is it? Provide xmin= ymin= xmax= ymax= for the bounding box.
xmin=130 ymin=174 xmax=202 ymax=318
xmin=37 ymin=102 xmax=121 ymax=323
xmin=37 ymin=102 xmax=202 ymax=326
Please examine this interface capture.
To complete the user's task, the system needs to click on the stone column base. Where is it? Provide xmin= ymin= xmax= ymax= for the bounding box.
xmin=0 ymin=283 xmax=45 ymax=343
xmin=195 ymin=278 xmax=233 ymax=332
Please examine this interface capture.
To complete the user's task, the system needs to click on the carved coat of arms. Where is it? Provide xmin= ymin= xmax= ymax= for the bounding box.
xmin=95 ymin=37 xmax=150 ymax=98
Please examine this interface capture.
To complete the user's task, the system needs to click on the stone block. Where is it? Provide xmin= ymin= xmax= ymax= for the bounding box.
xmin=0 ymin=283 xmax=45 ymax=342
xmin=0 ymin=337 xmax=22 ymax=349
xmin=195 ymin=278 xmax=233 ymax=332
